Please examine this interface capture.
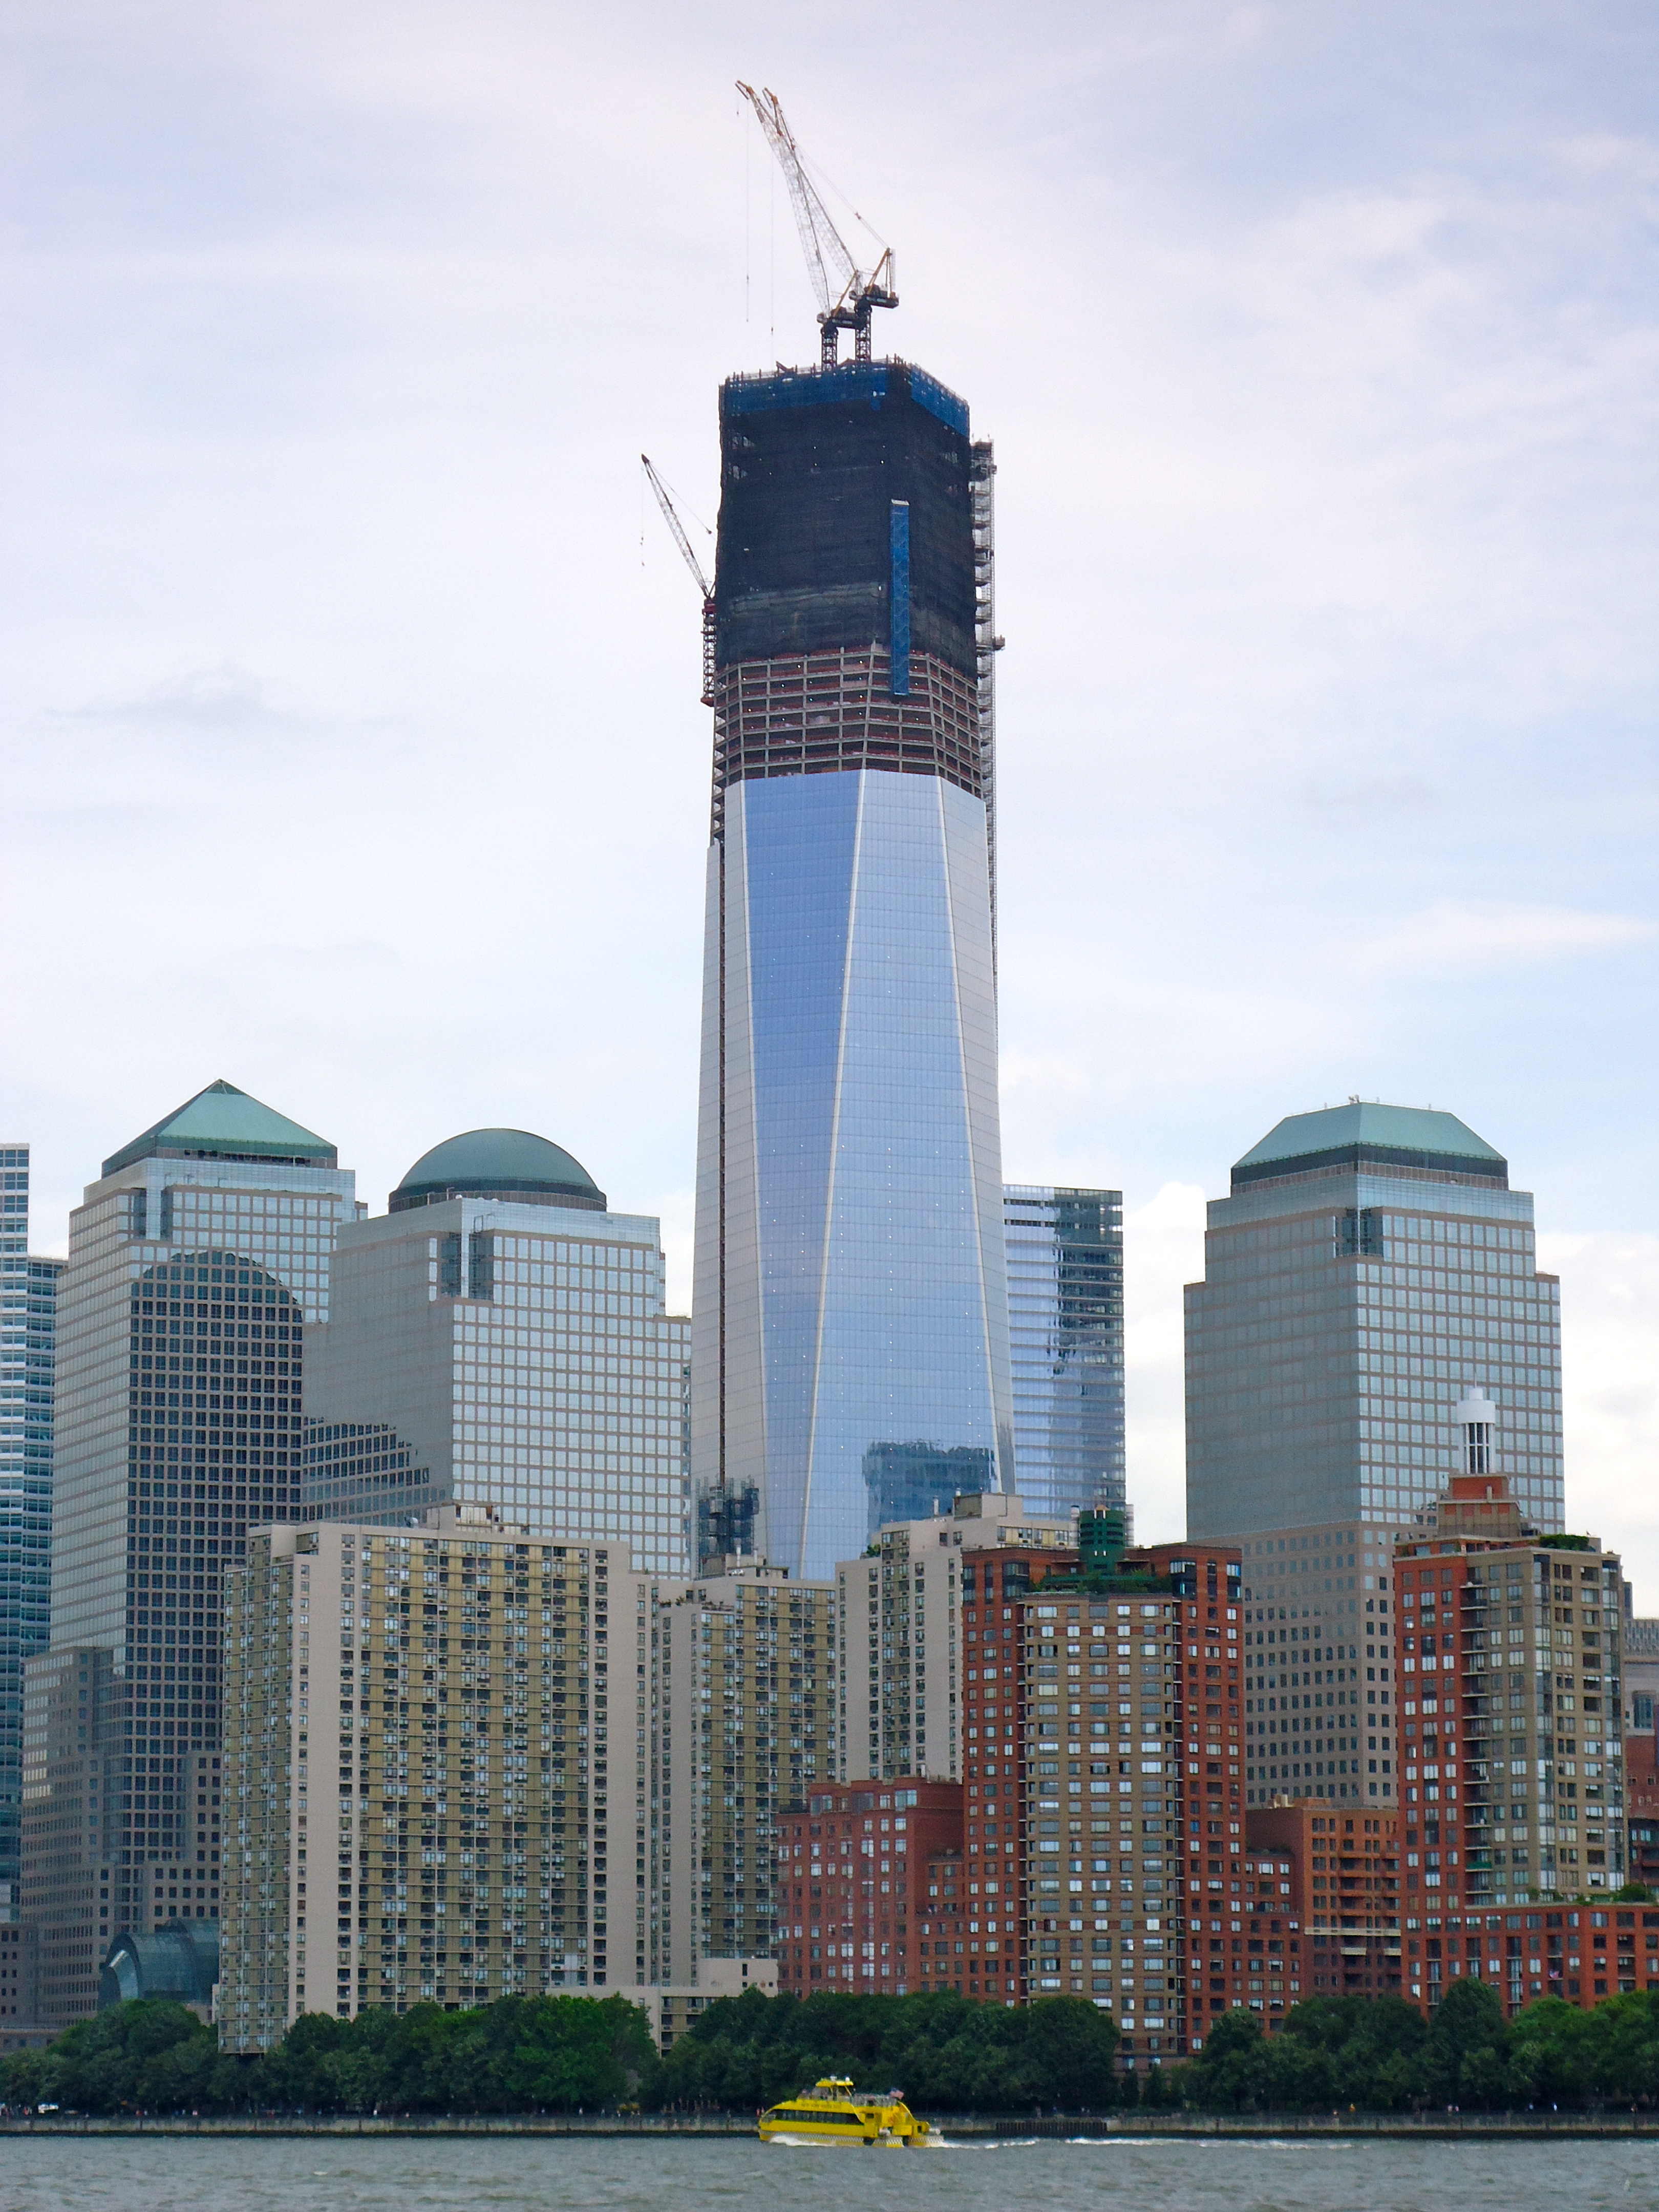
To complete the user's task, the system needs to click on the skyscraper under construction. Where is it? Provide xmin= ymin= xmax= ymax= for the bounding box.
xmin=690 ymin=354 xmax=1014 ymax=1582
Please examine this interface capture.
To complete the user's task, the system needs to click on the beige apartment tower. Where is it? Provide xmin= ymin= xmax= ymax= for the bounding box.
xmin=653 ymin=1561 xmax=834 ymax=1982
xmin=220 ymin=1513 xmax=652 ymax=2049
xmin=837 ymin=1492 xmax=1077 ymax=1784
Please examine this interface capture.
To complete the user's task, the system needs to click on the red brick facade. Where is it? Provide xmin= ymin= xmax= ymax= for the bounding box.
xmin=1247 ymin=1798 xmax=1402 ymax=2013
xmin=769 ymin=1537 xmax=1255 ymax=2064
xmin=771 ymin=1778 xmax=963 ymax=1996
xmin=1388 ymin=1474 xmax=1647 ymax=2018
xmin=1626 ymin=1733 xmax=1659 ymax=1890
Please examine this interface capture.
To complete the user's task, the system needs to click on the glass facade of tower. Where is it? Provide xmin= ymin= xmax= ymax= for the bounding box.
xmin=0 ymin=1145 xmax=57 ymax=1906
xmin=1004 ymin=1184 xmax=1125 ymax=1524
xmin=34 ymin=1083 xmax=355 ymax=2017
xmin=303 ymin=1198 xmax=692 ymax=1578
xmin=692 ymin=361 xmax=1013 ymax=1583
xmin=1185 ymin=1104 xmax=1563 ymax=1541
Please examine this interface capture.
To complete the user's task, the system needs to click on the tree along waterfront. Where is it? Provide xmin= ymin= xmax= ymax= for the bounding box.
xmin=5 ymin=1983 xmax=1659 ymax=2116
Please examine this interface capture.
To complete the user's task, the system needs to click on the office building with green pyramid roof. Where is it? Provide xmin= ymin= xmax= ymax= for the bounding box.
xmin=25 ymin=1081 xmax=356 ymax=2025
xmin=1185 ymin=1100 xmax=1563 ymax=1541
xmin=1185 ymin=1103 xmax=1564 ymax=1820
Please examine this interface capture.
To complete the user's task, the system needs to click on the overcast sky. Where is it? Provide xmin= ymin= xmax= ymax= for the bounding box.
xmin=5 ymin=2 xmax=1655 ymax=1584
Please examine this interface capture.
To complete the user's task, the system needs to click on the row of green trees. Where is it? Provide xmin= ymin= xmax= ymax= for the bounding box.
xmin=659 ymin=1986 xmax=1129 ymax=2113
xmin=1184 ymin=1980 xmax=1659 ymax=2111
xmin=5 ymin=1982 xmax=1659 ymax=2116
xmin=0 ymin=1993 xmax=660 ymax=2116
xmin=0 ymin=1989 xmax=1126 ymax=2118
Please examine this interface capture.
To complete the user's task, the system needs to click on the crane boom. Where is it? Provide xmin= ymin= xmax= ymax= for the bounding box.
xmin=737 ymin=82 xmax=897 ymax=367
xmin=642 ymin=453 xmax=711 ymax=598
xmin=641 ymin=454 xmax=716 ymax=708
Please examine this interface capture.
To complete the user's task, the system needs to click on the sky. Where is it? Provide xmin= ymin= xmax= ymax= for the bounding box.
xmin=4 ymin=1 xmax=1656 ymax=1582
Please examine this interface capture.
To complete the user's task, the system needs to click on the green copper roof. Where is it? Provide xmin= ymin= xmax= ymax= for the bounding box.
xmin=390 ymin=1128 xmax=606 ymax=1213
xmin=1233 ymin=1102 xmax=1505 ymax=1189
xmin=103 ymin=1079 xmax=337 ymax=1178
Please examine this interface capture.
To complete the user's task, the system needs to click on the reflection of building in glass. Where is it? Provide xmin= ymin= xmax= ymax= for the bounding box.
xmin=0 ymin=1143 xmax=57 ymax=1915
xmin=301 ymin=1420 xmax=435 ymax=1522
xmin=303 ymin=1130 xmax=691 ymax=1577
xmin=35 ymin=1078 xmax=354 ymax=2019
xmin=696 ymin=1479 xmax=757 ymax=1569
xmin=692 ymin=361 xmax=1013 ymax=1582
xmin=862 ymin=1440 xmax=995 ymax=1534
xmin=23 ymin=1646 xmax=118 ymax=2025
xmin=1003 ymin=1184 xmax=1124 ymax=1523
xmin=1186 ymin=1103 xmax=1563 ymax=1540
xmin=98 ymin=1918 xmax=218 ymax=2018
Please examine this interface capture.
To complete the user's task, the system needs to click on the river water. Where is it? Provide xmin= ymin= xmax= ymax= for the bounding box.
xmin=1 ymin=2134 xmax=1655 ymax=2212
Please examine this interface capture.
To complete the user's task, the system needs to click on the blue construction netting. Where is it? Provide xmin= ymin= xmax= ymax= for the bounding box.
xmin=722 ymin=358 xmax=969 ymax=435
xmin=889 ymin=500 xmax=911 ymax=696
xmin=725 ymin=362 xmax=887 ymax=414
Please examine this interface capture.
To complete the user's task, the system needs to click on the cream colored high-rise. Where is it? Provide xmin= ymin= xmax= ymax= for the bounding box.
xmin=836 ymin=1493 xmax=1077 ymax=1783
xmin=652 ymin=1562 xmax=834 ymax=1983
xmin=220 ymin=1511 xmax=651 ymax=2049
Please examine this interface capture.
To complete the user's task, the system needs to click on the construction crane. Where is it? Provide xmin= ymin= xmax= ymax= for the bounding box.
xmin=737 ymin=82 xmax=897 ymax=368
xmin=641 ymin=454 xmax=716 ymax=707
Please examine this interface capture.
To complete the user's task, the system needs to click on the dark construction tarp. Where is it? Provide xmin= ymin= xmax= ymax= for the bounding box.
xmin=715 ymin=360 xmax=976 ymax=675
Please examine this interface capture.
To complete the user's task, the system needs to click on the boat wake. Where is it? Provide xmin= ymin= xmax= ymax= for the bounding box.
xmin=764 ymin=2130 xmax=959 ymax=2151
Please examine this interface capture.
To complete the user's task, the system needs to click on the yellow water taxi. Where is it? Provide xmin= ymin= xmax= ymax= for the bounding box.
xmin=759 ymin=2076 xmax=933 ymax=2146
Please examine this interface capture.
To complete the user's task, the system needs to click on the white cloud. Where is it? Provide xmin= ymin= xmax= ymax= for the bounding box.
xmin=657 ymin=1185 xmax=695 ymax=1320
xmin=1122 ymin=1182 xmax=1207 ymax=1546
xmin=1544 ymin=1229 xmax=1659 ymax=1607
xmin=1359 ymin=902 xmax=1654 ymax=974
xmin=56 ymin=661 xmax=313 ymax=731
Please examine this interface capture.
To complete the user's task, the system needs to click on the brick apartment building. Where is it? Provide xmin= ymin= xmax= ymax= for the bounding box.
xmin=913 ymin=1832 xmax=967 ymax=1992
xmin=768 ymin=1518 xmax=1247 ymax=2070
xmin=1387 ymin=1467 xmax=1643 ymax=2017
xmin=1249 ymin=1796 xmax=1401 ymax=2009
xmin=769 ymin=1476 xmax=1657 ymax=2042
xmin=962 ymin=1525 xmax=1243 ymax=2064
xmin=771 ymin=1777 xmax=963 ymax=1997
xmin=1626 ymin=1733 xmax=1659 ymax=1891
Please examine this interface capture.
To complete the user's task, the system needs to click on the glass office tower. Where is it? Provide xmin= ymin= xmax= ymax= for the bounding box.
xmin=0 ymin=1144 xmax=57 ymax=1908
xmin=691 ymin=360 xmax=1014 ymax=1582
xmin=31 ymin=1080 xmax=356 ymax=2020
xmin=303 ymin=1128 xmax=693 ymax=1577
xmin=1185 ymin=1102 xmax=1564 ymax=1540
xmin=1004 ymin=1184 xmax=1125 ymax=1523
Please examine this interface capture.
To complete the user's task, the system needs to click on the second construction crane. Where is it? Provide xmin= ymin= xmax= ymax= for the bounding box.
xmin=737 ymin=83 xmax=897 ymax=367
xmin=641 ymin=454 xmax=716 ymax=707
